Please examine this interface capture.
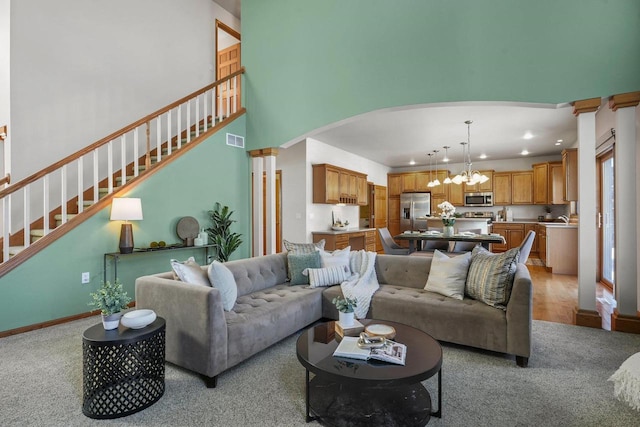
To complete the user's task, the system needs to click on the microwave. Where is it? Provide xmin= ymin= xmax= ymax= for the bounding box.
xmin=464 ymin=192 xmax=493 ymax=207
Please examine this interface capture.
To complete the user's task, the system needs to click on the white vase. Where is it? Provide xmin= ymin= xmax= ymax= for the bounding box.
xmin=444 ymin=226 xmax=454 ymax=236
xmin=101 ymin=312 xmax=122 ymax=330
xmin=339 ymin=311 xmax=355 ymax=327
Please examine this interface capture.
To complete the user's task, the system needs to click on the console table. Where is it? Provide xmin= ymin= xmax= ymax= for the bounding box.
xmin=103 ymin=244 xmax=215 ymax=283
xmin=82 ymin=317 xmax=166 ymax=419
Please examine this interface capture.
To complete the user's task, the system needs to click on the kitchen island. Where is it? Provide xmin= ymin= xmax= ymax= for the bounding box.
xmin=312 ymin=228 xmax=376 ymax=252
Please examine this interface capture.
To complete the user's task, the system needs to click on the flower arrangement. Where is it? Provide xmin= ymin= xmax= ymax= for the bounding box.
xmin=438 ymin=201 xmax=456 ymax=226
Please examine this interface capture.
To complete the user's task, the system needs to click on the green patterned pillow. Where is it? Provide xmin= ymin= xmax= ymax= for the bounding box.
xmin=287 ymin=251 xmax=322 ymax=285
xmin=284 ymin=239 xmax=325 ymax=254
xmin=465 ymin=246 xmax=520 ymax=309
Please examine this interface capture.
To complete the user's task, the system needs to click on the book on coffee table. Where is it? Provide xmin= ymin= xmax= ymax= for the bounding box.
xmin=333 ymin=336 xmax=406 ymax=365
xmin=335 ymin=319 xmax=365 ymax=337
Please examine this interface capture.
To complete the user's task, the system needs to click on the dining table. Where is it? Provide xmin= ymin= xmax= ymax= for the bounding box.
xmin=394 ymin=231 xmax=506 ymax=253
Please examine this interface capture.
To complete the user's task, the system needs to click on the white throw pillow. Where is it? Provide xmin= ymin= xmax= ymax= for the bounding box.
xmin=207 ymin=261 xmax=238 ymax=311
xmin=170 ymin=257 xmax=210 ymax=287
xmin=320 ymin=246 xmax=351 ymax=273
xmin=424 ymin=250 xmax=471 ymax=300
xmin=304 ymin=265 xmax=351 ymax=288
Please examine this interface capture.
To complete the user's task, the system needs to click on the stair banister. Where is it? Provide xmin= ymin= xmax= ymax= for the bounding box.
xmin=0 ymin=67 xmax=244 ymax=268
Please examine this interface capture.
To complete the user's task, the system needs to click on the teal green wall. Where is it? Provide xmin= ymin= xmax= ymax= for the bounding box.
xmin=242 ymin=0 xmax=640 ymax=149
xmin=0 ymin=117 xmax=249 ymax=332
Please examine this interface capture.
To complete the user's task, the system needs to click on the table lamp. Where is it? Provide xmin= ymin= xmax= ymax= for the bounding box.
xmin=110 ymin=198 xmax=143 ymax=254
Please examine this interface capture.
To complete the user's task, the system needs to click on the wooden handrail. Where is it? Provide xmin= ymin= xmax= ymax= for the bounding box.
xmin=0 ymin=173 xmax=9 ymax=186
xmin=0 ymin=67 xmax=245 ymax=199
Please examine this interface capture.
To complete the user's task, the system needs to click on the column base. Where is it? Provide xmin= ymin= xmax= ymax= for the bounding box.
xmin=611 ymin=309 xmax=640 ymax=334
xmin=573 ymin=307 xmax=601 ymax=329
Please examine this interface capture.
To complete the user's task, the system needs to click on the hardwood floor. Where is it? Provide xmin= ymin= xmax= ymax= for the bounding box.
xmin=528 ymin=259 xmax=614 ymax=330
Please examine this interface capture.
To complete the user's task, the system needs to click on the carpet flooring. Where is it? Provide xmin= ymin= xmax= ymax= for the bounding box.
xmin=1 ymin=316 xmax=639 ymax=426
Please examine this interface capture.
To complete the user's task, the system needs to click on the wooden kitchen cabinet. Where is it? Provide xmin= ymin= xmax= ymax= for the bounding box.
xmin=313 ymin=229 xmax=376 ymax=252
xmin=388 ymin=174 xmax=403 ymax=197
xmin=493 ymin=172 xmax=512 ymax=205
xmin=448 ymin=180 xmax=464 ymax=206
xmin=313 ymin=164 xmax=367 ymax=205
xmin=533 ymin=162 xmax=565 ymax=205
xmin=562 ymin=148 xmax=578 ymax=202
xmin=525 ymin=224 xmax=538 ymax=253
xmin=415 ymin=172 xmax=430 ymax=191
xmin=464 ymin=170 xmax=494 ymax=193
xmin=511 ymin=171 xmax=533 ymax=205
xmin=402 ymin=174 xmax=416 ymax=192
xmin=491 ymin=222 xmax=524 ymax=253
xmin=538 ymin=225 xmax=547 ymax=265
xmin=356 ymin=175 xmax=368 ymax=205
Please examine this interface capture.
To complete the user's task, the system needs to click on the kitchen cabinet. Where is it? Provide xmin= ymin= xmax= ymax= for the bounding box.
xmin=415 ymin=172 xmax=430 ymax=191
xmin=525 ymin=224 xmax=538 ymax=253
xmin=493 ymin=172 xmax=512 ymax=205
xmin=562 ymin=148 xmax=578 ymax=202
xmin=402 ymin=174 xmax=416 ymax=192
xmin=448 ymin=180 xmax=465 ymax=206
xmin=356 ymin=175 xmax=368 ymax=205
xmin=538 ymin=225 xmax=547 ymax=265
xmin=491 ymin=222 xmax=524 ymax=253
xmin=545 ymin=225 xmax=578 ymax=274
xmin=511 ymin=171 xmax=533 ymax=205
xmin=313 ymin=164 xmax=367 ymax=205
xmin=533 ymin=162 xmax=565 ymax=205
xmin=312 ymin=229 xmax=376 ymax=252
xmin=388 ymin=174 xmax=403 ymax=197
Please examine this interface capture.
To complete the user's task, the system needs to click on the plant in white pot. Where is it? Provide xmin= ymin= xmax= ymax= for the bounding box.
xmin=332 ymin=296 xmax=358 ymax=327
xmin=88 ymin=279 xmax=132 ymax=330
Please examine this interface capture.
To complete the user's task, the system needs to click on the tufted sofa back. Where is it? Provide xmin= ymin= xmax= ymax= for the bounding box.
xmin=224 ymin=252 xmax=289 ymax=297
xmin=375 ymin=254 xmax=433 ymax=290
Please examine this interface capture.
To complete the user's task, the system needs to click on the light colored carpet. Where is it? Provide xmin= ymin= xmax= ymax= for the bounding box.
xmin=1 ymin=316 xmax=639 ymax=426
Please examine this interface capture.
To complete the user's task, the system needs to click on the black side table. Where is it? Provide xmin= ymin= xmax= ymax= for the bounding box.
xmin=82 ymin=317 xmax=166 ymax=419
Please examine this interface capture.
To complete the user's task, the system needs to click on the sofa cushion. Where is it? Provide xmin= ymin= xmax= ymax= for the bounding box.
xmin=170 ymin=257 xmax=210 ymax=287
xmin=283 ymin=239 xmax=325 ymax=253
xmin=225 ymin=253 xmax=289 ymax=297
xmin=424 ymin=250 xmax=471 ymax=300
xmin=287 ymin=251 xmax=322 ymax=285
xmin=466 ymin=246 xmax=520 ymax=309
xmin=320 ymin=246 xmax=351 ymax=273
xmin=207 ymin=261 xmax=238 ymax=311
xmin=305 ymin=265 xmax=351 ymax=288
xmin=375 ymin=254 xmax=432 ymax=289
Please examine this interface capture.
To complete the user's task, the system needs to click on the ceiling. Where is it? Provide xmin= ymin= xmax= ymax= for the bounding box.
xmin=308 ymin=102 xmax=578 ymax=169
xmin=215 ymin=0 xmax=241 ymax=19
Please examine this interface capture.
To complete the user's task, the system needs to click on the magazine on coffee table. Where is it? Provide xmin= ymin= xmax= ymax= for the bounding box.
xmin=333 ymin=336 xmax=406 ymax=365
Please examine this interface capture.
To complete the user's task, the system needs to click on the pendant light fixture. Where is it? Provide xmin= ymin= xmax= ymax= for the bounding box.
xmin=431 ymin=150 xmax=440 ymax=186
xmin=442 ymin=146 xmax=452 ymax=184
xmin=452 ymin=120 xmax=489 ymax=185
xmin=427 ymin=153 xmax=434 ymax=187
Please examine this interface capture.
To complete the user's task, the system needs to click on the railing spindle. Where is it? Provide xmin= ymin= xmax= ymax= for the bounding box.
xmin=203 ymin=93 xmax=208 ymax=132
xmin=42 ymin=176 xmax=50 ymax=236
xmin=226 ymin=80 xmax=231 ymax=119
xmin=23 ymin=187 xmax=30 ymax=248
xmin=218 ymin=84 xmax=223 ymax=123
xmin=177 ymin=104 xmax=182 ymax=150
xmin=107 ymin=141 xmax=113 ymax=195
xmin=156 ymin=116 xmax=161 ymax=166
xmin=186 ymin=100 xmax=191 ymax=143
xmin=120 ymin=135 xmax=127 ymax=187
xmin=233 ymin=76 xmax=237 ymax=114
xmin=166 ymin=109 xmax=172 ymax=156
xmin=145 ymin=122 xmax=151 ymax=170
xmin=92 ymin=150 xmax=99 ymax=205
xmin=133 ymin=128 xmax=139 ymax=178
xmin=77 ymin=157 xmax=83 ymax=214
xmin=60 ymin=165 xmax=67 ymax=225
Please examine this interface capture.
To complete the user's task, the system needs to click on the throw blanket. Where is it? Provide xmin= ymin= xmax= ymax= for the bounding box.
xmin=340 ymin=250 xmax=379 ymax=319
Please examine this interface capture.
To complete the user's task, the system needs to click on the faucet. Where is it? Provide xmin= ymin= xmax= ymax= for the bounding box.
xmin=558 ymin=215 xmax=569 ymax=224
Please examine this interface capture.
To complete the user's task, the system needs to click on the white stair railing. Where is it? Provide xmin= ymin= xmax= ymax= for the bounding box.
xmin=0 ymin=68 xmax=244 ymax=266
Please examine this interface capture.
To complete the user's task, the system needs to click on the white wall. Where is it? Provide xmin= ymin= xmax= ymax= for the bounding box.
xmin=277 ymin=138 xmax=391 ymax=244
xmin=9 ymin=0 xmax=236 ymax=182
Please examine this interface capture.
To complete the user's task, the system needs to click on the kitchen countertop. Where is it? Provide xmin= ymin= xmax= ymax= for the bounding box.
xmin=312 ymin=228 xmax=376 ymax=235
xmin=492 ymin=219 xmax=578 ymax=228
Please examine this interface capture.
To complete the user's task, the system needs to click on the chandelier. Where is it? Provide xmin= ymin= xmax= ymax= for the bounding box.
xmin=452 ymin=120 xmax=489 ymax=185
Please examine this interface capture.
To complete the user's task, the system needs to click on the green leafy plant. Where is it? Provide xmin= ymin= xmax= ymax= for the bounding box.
xmin=332 ymin=296 xmax=358 ymax=313
xmin=88 ymin=280 xmax=131 ymax=315
xmin=206 ymin=202 xmax=243 ymax=263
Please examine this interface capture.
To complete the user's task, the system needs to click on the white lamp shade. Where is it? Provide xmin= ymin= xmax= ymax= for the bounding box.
xmin=452 ymin=174 xmax=464 ymax=185
xmin=110 ymin=198 xmax=143 ymax=221
xmin=443 ymin=176 xmax=452 ymax=184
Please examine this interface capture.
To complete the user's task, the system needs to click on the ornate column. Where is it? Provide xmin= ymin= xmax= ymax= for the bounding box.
xmin=609 ymin=91 xmax=640 ymax=333
xmin=572 ymin=97 xmax=601 ymax=328
xmin=249 ymin=148 xmax=278 ymax=257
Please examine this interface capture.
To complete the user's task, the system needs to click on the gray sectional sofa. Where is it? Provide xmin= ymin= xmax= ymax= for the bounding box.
xmin=135 ymin=251 xmax=532 ymax=387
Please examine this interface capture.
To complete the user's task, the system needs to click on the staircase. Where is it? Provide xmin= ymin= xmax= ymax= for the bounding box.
xmin=0 ymin=68 xmax=245 ymax=276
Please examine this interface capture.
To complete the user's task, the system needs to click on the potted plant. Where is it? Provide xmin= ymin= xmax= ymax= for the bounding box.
xmin=206 ymin=202 xmax=243 ymax=262
xmin=88 ymin=279 xmax=132 ymax=330
xmin=332 ymin=296 xmax=358 ymax=326
xmin=438 ymin=201 xmax=456 ymax=236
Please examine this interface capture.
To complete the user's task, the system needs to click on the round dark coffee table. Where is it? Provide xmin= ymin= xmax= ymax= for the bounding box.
xmin=296 ymin=319 xmax=442 ymax=426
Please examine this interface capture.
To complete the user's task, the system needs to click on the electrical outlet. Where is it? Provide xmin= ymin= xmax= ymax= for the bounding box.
xmin=81 ymin=272 xmax=90 ymax=284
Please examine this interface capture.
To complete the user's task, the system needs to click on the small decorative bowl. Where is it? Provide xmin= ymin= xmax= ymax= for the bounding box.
xmin=121 ymin=309 xmax=156 ymax=329
xmin=331 ymin=225 xmax=348 ymax=231
xmin=365 ymin=324 xmax=397 ymax=339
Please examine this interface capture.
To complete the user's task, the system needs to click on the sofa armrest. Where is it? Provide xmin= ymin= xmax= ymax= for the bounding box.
xmin=505 ymin=264 xmax=532 ymax=358
xmin=135 ymin=276 xmax=228 ymax=378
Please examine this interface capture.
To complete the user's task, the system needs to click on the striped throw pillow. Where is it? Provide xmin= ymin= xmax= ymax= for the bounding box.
xmin=304 ymin=265 xmax=351 ymax=288
xmin=465 ymin=246 xmax=520 ymax=309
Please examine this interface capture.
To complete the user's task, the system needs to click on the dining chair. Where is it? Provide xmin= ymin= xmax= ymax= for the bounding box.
xmin=378 ymin=228 xmax=411 ymax=255
xmin=517 ymin=230 xmax=536 ymax=264
xmin=450 ymin=228 xmax=482 ymax=253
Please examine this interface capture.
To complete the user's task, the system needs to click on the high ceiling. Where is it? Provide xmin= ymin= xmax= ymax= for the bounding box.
xmin=216 ymin=0 xmax=241 ymax=19
xmin=308 ymin=102 xmax=578 ymax=168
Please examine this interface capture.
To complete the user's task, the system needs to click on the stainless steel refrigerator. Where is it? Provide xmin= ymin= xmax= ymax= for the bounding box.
xmin=400 ymin=192 xmax=431 ymax=232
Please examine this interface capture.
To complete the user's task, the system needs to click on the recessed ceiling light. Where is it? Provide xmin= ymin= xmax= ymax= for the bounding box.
xmin=409 ymin=160 xmax=416 ymax=165
xmin=554 ymin=142 xmax=562 ymax=146
xmin=521 ymin=149 xmax=529 ymax=155
xmin=557 ymin=139 xmax=563 ymax=143
xmin=523 ymin=132 xmax=533 ymax=140
xmin=479 ymin=154 xmax=487 ymax=159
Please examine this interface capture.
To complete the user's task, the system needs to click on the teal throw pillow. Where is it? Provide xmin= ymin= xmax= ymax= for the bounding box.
xmin=287 ymin=251 xmax=322 ymax=285
xmin=465 ymin=246 xmax=520 ymax=309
